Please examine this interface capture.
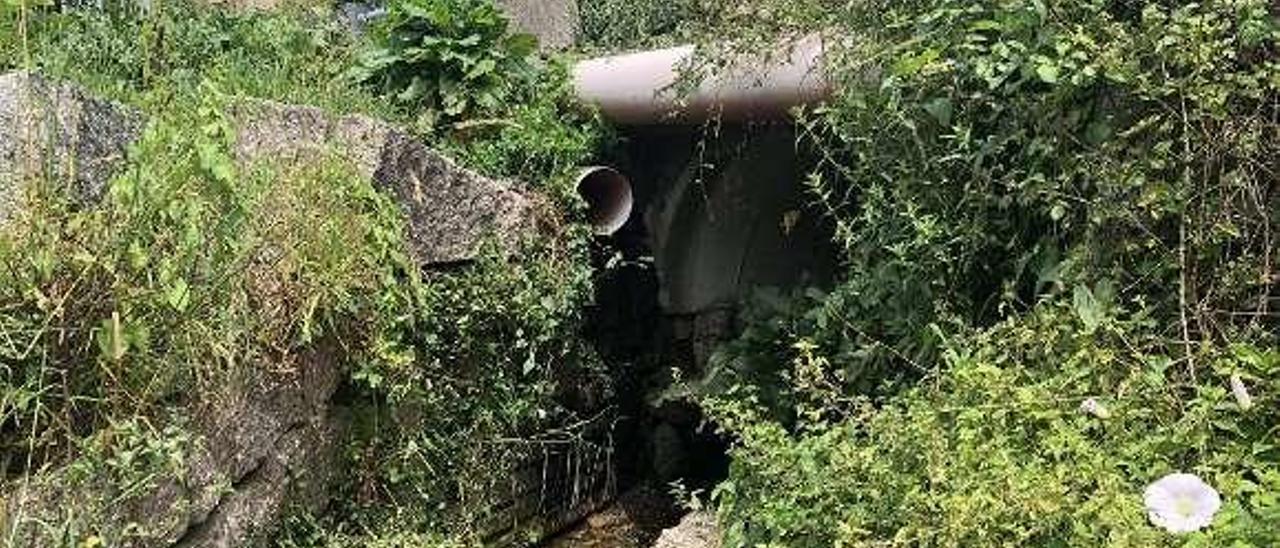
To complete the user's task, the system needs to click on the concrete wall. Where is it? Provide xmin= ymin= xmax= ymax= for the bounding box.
xmin=624 ymin=125 xmax=839 ymax=317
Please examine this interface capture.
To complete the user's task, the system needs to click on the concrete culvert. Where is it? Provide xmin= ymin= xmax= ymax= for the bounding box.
xmin=577 ymin=166 xmax=634 ymax=235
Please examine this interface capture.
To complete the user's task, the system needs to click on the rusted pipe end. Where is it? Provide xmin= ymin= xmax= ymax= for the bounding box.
xmin=576 ymin=166 xmax=633 ymax=235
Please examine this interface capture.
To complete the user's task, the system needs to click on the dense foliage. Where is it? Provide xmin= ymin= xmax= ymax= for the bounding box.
xmin=5 ymin=0 xmax=1278 ymax=545
xmin=676 ymin=0 xmax=1280 ymax=545
xmin=1 ymin=0 xmax=610 ymax=545
xmin=707 ymin=308 xmax=1280 ymax=545
xmin=577 ymin=0 xmax=699 ymax=52
xmin=1 ymin=0 xmax=389 ymax=115
xmin=349 ymin=0 xmax=538 ymax=131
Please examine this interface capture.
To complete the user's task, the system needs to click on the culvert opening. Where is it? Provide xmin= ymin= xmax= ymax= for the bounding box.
xmin=549 ymin=125 xmax=840 ymax=546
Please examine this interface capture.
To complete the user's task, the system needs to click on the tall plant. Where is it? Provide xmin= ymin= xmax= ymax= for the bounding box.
xmin=349 ymin=0 xmax=538 ymax=130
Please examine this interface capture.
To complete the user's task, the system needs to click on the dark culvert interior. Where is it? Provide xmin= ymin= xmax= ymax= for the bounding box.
xmin=547 ymin=124 xmax=839 ymax=546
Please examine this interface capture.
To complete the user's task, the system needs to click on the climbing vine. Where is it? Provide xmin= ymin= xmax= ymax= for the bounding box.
xmin=667 ymin=0 xmax=1280 ymax=544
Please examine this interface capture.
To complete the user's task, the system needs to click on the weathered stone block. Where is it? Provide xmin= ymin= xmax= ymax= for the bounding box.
xmin=0 ymin=348 xmax=348 ymax=548
xmin=653 ymin=511 xmax=721 ymax=548
xmin=228 ymin=100 xmax=536 ymax=265
xmin=0 ymin=71 xmax=143 ymax=222
xmin=0 ymin=72 xmax=540 ymax=547
xmin=0 ymin=71 xmax=536 ymax=267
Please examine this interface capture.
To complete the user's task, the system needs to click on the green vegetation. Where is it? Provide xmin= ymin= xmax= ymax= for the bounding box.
xmin=349 ymin=0 xmax=537 ymax=130
xmin=706 ymin=308 xmax=1280 ymax=545
xmin=1 ymin=0 xmax=389 ymax=116
xmin=1 ymin=0 xmax=611 ymax=545
xmin=577 ymin=0 xmax=699 ymax=52
xmin=1 ymin=88 xmax=421 ymax=542
xmin=666 ymin=0 xmax=1280 ymax=544
xmin=3 ymin=0 xmax=1278 ymax=545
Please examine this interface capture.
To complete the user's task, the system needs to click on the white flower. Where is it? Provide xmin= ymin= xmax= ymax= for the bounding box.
xmin=1079 ymin=397 xmax=1110 ymax=419
xmin=1230 ymin=374 xmax=1253 ymax=411
xmin=1144 ymin=473 xmax=1222 ymax=534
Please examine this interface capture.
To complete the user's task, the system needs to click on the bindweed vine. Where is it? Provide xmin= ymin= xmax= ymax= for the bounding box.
xmin=661 ymin=0 xmax=1280 ymax=544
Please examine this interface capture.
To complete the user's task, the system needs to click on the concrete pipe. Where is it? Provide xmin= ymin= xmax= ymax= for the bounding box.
xmin=572 ymin=34 xmax=831 ymax=125
xmin=576 ymin=166 xmax=634 ymax=235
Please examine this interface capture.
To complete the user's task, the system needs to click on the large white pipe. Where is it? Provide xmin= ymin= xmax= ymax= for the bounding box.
xmin=572 ymin=34 xmax=831 ymax=125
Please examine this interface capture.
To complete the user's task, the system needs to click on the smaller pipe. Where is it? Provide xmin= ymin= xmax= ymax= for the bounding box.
xmin=576 ymin=166 xmax=633 ymax=235
xmin=573 ymin=34 xmax=831 ymax=125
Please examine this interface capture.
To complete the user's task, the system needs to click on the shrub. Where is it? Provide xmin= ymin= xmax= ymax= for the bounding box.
xmin=443 ymin=59 xmax=615 ymax=206
xmin=1 ymin=0 xmax=387 ymax=116
xmin=349 ymin=0 xmax=538 ymax=130
xmin=705 ymin=306 xmax=1280 ymax=546
xmin=0 ymin=88 xmax=409 ymax=481
xmin=686 ymin=0 xmax=1280 ymax=544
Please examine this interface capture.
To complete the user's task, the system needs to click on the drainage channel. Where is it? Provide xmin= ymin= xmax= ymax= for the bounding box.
xmin=544 ymin=116 xmax=837 ymax=546
xmin=539 ymin=231 xmax=731 ymax=547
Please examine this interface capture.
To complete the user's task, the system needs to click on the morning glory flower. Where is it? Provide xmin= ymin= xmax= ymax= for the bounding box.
xmin=1230 ymin=374 xmax=1253 ymax=411
xmin=1079 ymin=397 xmax=1110 ymax=419
xmin=1144 ymin=473 xmax=1222 ymax=534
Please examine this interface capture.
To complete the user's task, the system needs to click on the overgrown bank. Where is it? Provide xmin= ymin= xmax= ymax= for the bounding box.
xmin=2 ymin=0 xmax=1279 ymax=545
xmin=655 ymin=0 xmax=1280 ymax=545
xmin=1 ymin=1 xmax=614 ymax=545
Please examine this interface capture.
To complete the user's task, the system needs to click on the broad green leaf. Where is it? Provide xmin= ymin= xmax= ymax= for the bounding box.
xmin=465 ymin=58 xmax=496 ymax=80
xmin=892 ymin=47 xmax=941 ymax=77
xmin=1036 ymin=62 xmax=1060 ymax=84
xmin=197 ymin=142 xmax=235 ymax=184
xmin=506 ymin=33 xmax=538 ymax=57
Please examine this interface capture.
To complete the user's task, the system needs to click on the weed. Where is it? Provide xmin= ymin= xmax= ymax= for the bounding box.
xmin=0 ymin=0 xmax=612 ymax=544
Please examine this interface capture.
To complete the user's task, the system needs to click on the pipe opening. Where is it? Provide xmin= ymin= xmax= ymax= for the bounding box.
xmin=577 ymin=166 xmax=634 ymax=236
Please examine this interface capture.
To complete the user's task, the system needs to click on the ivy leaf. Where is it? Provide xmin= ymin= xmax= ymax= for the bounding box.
xmin=397 ymin=76 xmax=428 ymax=103
xmin=1035 ymin=62 xmax=1061 ymax=84
xmin=465 ymin=58 xmax=496 ymax=81
xmin=443 ymin=93 xmax=468 ymax=116
xmin=1085 ymin=119 xmax=1112 ymax=145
